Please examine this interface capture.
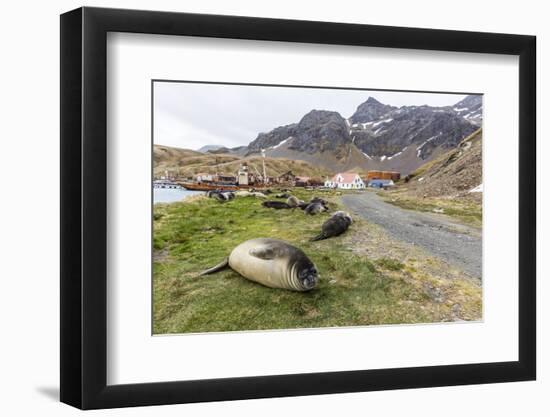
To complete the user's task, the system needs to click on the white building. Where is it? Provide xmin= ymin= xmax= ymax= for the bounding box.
xmin=325 ymin=172 xmax=366 ymax=189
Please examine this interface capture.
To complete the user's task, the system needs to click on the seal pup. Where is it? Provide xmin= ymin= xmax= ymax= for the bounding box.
xmin=262 ymin=201 xmax=291 ymax=209
xmin=310 ymin=211 xmax=353 ymax=241
xmin=304 ymin=202 xmax=328 ymax=215
xmin=222 ymin=191 xmax=235 ymax=200
xmin=207 ymin=190 xmax=222 ymax=198
xmin=286 ymin=196 xmax=304 ymax=208
xmin=310 ymin=197 xmax=329 ymax=207
xmin=212 ymin=192 xmax=227 ymax=202
xmin=275 ymin=193 xmax=290 ymax=199
xmin=199 ymin=238 xmax=319 ymax=291
xmin=235 ymin=190 xmax=252 ymax=197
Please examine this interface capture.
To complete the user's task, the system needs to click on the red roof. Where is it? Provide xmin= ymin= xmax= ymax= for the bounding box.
xmin=331 ymin=172 xmax=360 ymax=184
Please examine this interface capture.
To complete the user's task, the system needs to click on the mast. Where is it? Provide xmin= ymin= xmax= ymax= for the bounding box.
xmin=261 ymin=149 xmax=267 ymax=185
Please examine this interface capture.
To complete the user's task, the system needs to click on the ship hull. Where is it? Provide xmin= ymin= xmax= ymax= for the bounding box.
xmin=176 ymin=182 xmax=268 ymax=191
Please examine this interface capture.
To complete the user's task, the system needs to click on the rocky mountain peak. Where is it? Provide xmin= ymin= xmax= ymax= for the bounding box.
xmin=349 ymin=97 xmax=397 ymax=124
xmin=298 ymin=110 xmax=345 ymax=128
xmin=365 ymin=96 xmax=382 ymax=104
xmin=288 ymin=110 xmax=350 ymax=157
xmin=452 ymin=95 xmax=483 ymax=126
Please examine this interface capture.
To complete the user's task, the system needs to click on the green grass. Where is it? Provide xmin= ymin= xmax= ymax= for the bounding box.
xmin=375 ymin=258 xmax=405 ymax=271
xmin=382 ymin=197 xmax=482 ymax=227
xmin=153 ymin=189 xmax=477 ymax=334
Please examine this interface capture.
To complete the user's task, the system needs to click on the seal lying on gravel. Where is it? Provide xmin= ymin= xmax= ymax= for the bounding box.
xmin=311 ymin=211 xmax=353 ymax=241
xmin=262 ymin=201 xmax=292 ymax=209
xmin=199 ymin=238 xmax=319 ymax=291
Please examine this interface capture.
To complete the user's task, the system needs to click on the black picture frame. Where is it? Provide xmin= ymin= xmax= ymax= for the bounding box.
xmin=60 ymin=6 xmax=536 ymax=410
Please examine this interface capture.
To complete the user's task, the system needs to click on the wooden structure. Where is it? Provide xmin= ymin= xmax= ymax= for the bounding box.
xmin=278 ymin=171 xmax=296 ymax=184
xmin=365 ymin=170 xmax=401 ymax=181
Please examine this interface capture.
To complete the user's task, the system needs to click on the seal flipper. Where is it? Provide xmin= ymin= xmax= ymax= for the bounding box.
xmin=310 ymin=232 xmax=327 ymax=242
xmin=198 ymin=258 xmax=229 ymax=276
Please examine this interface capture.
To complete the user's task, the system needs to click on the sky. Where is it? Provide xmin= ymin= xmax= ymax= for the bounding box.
xmin=153 ymin=81 xmax=468 ymax=151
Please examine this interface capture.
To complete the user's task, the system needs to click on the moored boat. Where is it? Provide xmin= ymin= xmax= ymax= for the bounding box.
xmin=176 ymin=181 xmax=268 ymax=191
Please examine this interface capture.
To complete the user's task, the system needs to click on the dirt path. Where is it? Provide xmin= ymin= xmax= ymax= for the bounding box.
xmin=341 ymin=192 xmax=482 ymax=279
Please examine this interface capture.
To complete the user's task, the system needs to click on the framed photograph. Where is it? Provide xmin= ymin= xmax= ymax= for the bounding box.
xmin=60 ymin=7 xmax=536 ymax=409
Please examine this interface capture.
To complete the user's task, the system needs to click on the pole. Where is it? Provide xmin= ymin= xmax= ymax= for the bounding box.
xmin=261 ymin=149 xmax=267 ymax=185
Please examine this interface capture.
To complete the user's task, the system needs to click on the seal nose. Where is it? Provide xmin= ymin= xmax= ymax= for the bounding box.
xmin=302 ymin=268 xmax=318 ymax=290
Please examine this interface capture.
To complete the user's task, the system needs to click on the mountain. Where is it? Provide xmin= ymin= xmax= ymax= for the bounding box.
xmin=153 ymin=144 xmax=331 ymax=179
xmin=349 ymin=97 xmax=397 ymax=124
xmin=204 ymin=145 xmax=248 ymax=156
xmin=350 ymin=104 xmax=478 ymax=160
xmin=248 ymin=110 xmax=350 ymax=158
xmin=396 ymin=128 xmax=483 ymax=202
xmin=198 ymin=144 xmax=224 ymax=153
xmin=244 ymin=95 xmax=482 ymax=175
xmin=451 ymin=95 xmax=482 ymax=126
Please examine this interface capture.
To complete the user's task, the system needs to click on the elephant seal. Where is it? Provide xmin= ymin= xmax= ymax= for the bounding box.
xmin=286 ymin=196 xmax=304 ymax=208
xmin=235 ymin=190 xmax=252 ymax=197
xmin=199 ymin=238 xmax=319 ymax=291
xmin=212 ymin=192 xmax=227 ymax=202
xmin=310 ymin=197 xmax=329 ymax=207
xmin=222 ymin=191 xmax=235 ymax=200
xmin=311 ymin=211 xmax=353 ymax=241
xmin=275 ymin=193 xmax=290 ymax=199
xmin=206 ymin=190 xmax=222 ymax=198
xmin=262 ymin=201 xmax=292 ymax=209
xmin=304 ymin=202 xmax=328 ymax=215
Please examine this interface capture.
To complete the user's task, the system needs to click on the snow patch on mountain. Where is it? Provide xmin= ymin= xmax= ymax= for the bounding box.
xmin=416 ymin=133 xmax=441 ymax=157
xmin=387 ymin=147 xmax=407 ymax=160
xmin=372 ymin=118 xmax=393 ymax=127
xmin=269 ymin=137 xmax=293 ymax=150
xmin=469 ymin=184 xmax=483 ymax=193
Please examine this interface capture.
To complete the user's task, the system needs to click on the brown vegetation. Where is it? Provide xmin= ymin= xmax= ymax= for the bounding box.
xmin=154 ymin=144 xmax=333 ymax=179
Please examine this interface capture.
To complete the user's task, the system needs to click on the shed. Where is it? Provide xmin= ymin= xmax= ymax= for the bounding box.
xmin=368 ymin=179 xmax=395 ymax=189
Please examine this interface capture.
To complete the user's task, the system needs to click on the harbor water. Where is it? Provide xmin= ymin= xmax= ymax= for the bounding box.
xmin=154 ymin=188 xmax=203 ymax=204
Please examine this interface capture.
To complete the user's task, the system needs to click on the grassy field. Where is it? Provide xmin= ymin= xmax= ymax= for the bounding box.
xmin=381 ymin=194 xmax=482 ymax=227
xmin=153 ymin=189 xmax=481 ymax=334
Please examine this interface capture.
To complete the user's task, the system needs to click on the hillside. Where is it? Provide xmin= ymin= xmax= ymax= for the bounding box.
xmin=153 ymin=144 xmax=332 ymax=179
xmin=391 ymin=129 xmax=483 ymax=203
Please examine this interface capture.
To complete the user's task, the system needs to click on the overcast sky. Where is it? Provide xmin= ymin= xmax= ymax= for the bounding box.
xmin=153 ymin=82 xmax=467 ymax=150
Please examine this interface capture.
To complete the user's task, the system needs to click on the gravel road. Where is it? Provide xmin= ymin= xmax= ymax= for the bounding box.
xmin=341 ymin=192 xmax=482 ymax=278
